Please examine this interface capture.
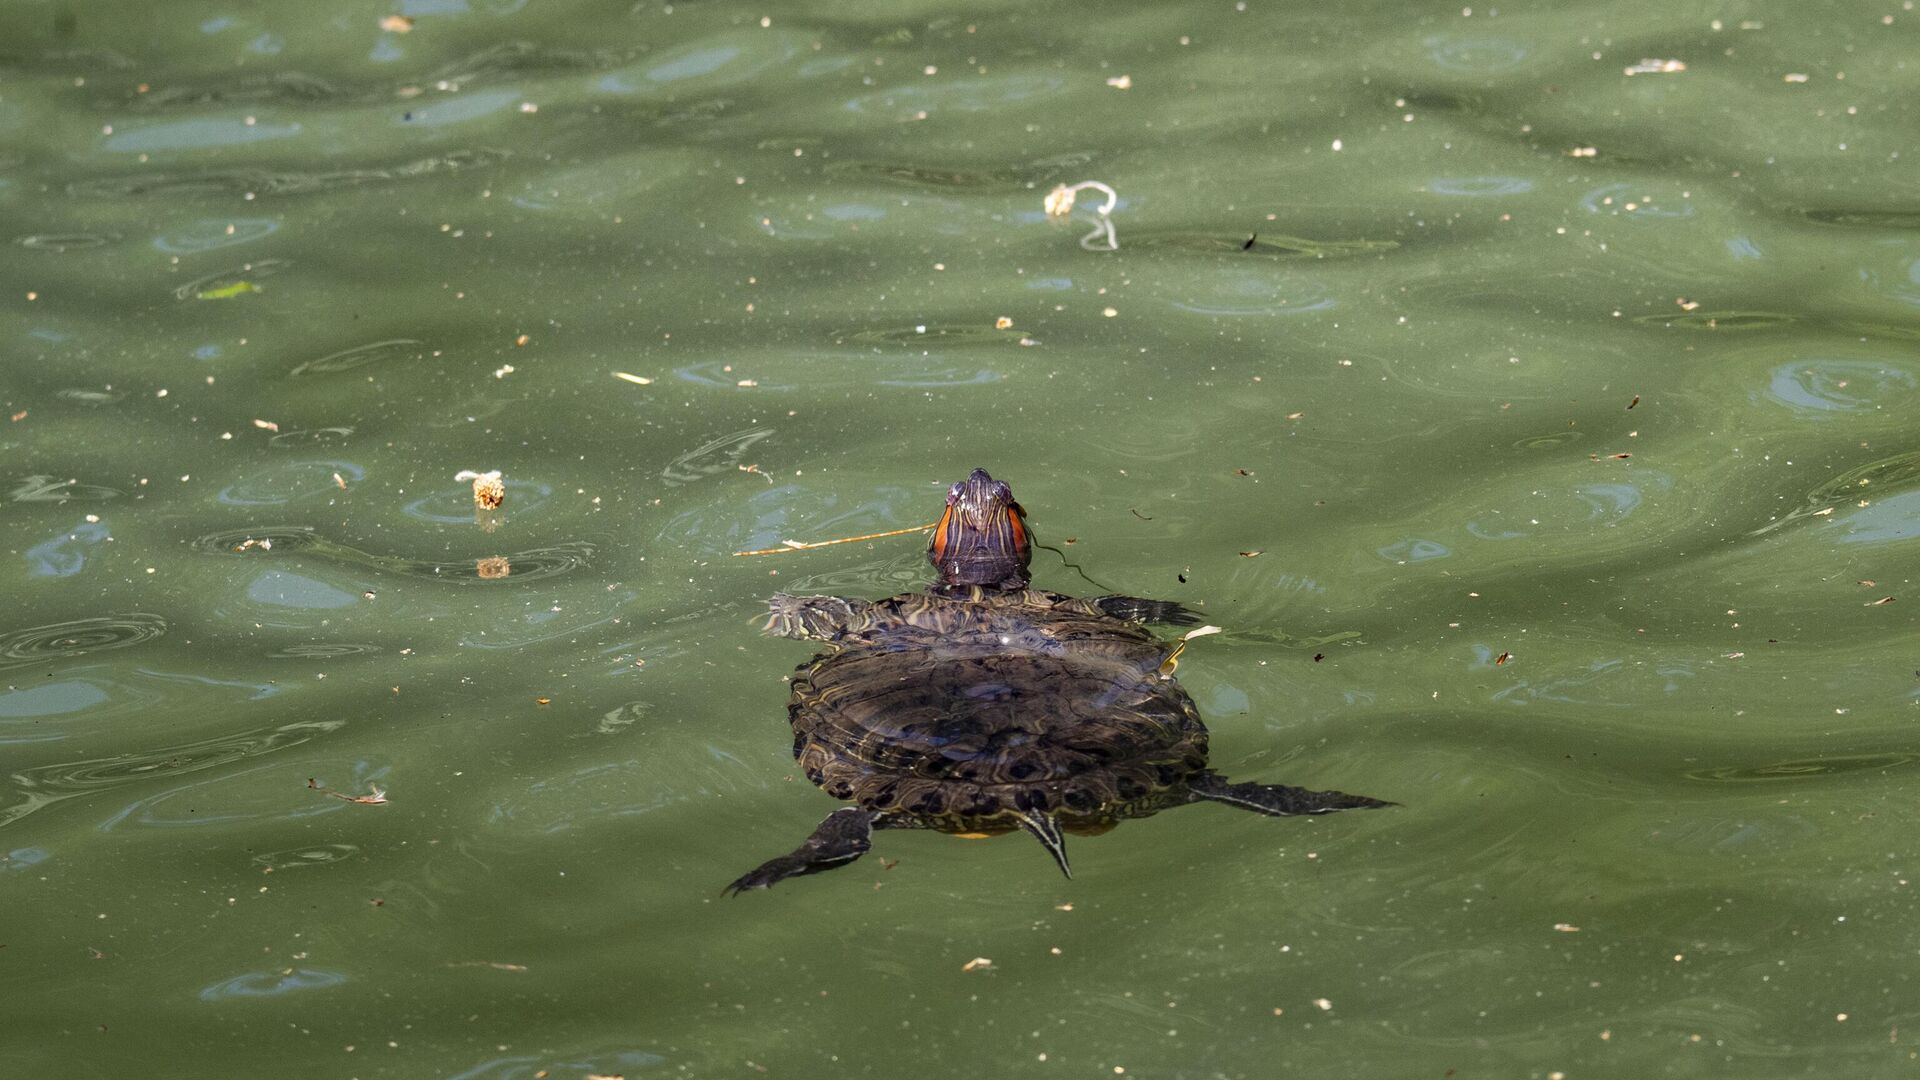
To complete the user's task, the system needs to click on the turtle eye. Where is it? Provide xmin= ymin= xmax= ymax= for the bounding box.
xmin=994 ymin=482 xmax=1013 ymax=503
xmin=947 ymin=482 xmax=963 ymax=504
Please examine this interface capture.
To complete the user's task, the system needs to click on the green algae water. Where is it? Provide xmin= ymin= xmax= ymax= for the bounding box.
xmin=3 ymin=1 xmax=1919 ymax=1076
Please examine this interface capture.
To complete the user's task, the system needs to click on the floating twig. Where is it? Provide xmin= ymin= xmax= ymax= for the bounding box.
xmin=732 ymin=523 xmax=935 ymax=557
xmin=307 ymin=778 xmax=389 ymax=805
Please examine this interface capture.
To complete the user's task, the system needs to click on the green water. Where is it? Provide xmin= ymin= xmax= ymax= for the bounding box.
xmin=4 ymin=0 xmax=1920 ymax=1075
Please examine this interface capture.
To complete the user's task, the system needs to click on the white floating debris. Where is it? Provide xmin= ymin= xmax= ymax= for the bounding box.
xmin=613 ymin=371 xmax=655 ymax=385
xmin=1624 ymin=58 xmax=1687 ymax=75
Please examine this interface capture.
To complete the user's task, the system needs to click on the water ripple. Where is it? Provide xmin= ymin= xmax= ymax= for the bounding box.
xmin=1 ymin=719 xmax=344 ymax=829
xmin=837 ymin=324 xmax=1026 ymax=349
xmin=288 ymin=339 xmax=424 ymax=379
xmin=217 ymin=461 xmax=365 ymax=506
xmin=9 ymin=475 xmax=124 ymax=502
xmin=191 ymin=525 xmax=594 ymax=582
xmin=1686 ymin=752 xmax=1918 ymax=783
xmin=249 ymin=842 xmax=362 ymax=870
xmin=152 ymin=217 xmax=279 ymax=254
xmin=170 ymin=258 xmax=291 ymax=301
xmin=65 ymin=148 xmax=512 ymax=199
xmin=1753 ymin=447 xmax=1920 ymax=536
xmin=822 ymin=151 xmax=1092 ymax=190
xmin=662 ymin=427 xmax=777 ymax=485
xmin=16 ymin=232 xmax=119 ymax=252
xmin=198 ymin=968 xmax=348 ymax=1000
xmin=1123 ymin=230 xmax=1398 ymax=260
xmin=1764 ymin=358 xmax=1917 ymax=415
xmin=0 ymin=614 xmax=166 ymax=671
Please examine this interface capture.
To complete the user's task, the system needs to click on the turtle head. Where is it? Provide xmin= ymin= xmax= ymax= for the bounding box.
xmin=928 ymin=468 xmax=1031 ymax=591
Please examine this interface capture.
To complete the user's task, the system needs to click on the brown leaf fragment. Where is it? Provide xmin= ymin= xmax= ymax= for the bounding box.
xmin=1238 ymin=550 xmax=1263 ymax=558
xmin=1858 ymin=580 xmax=1876 ymax=587
xmin=1610 ymin=452 xmax=1631 ymax=459
xmin=1233 ymin=468 xmax=1253 ymax=476
xmin=8 ymin=411 xmax=24 ymax=422
xmin=1312 ymin=653 xmax=1324 ymax=662
xmin=1627 ymin=395 xmax=1640 ymax=410
xmin=1870 ymin=596 xmax=1896 ymax=606
xmin=536 ymin=697 xmax=551 ymax=705
xmin=1495 ymin=651 xmax=1512 ymax=666
xmin=379 ymin=14 xmax=414 ymax=32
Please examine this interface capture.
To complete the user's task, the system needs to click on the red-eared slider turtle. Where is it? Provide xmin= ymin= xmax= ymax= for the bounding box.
xmin=727 ymin=468 xmax=1390 ymax=893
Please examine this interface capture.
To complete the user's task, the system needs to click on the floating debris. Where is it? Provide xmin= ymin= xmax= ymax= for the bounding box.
xmin=308 ymin=778 xmax=388 ymax=805
xmin=961 ymin=957 xmax=993 ymax=972
xmin=613 ymin=371 xmax=654 ymax=385
xmin=455 ymin=469 xmax=505 ymax=510
xmin=1106 ymin=74 xmax=1132 ymax=89
xmin=379 ymin=14 xmax=414 ymax=32
xmin=1624 ymin=58 xmax=1687 ymax=75
xmin=252 ymin=418 xmax=280 ymax=432
xmin=476 ymin=556 xmax=510 ymax=579
xmin=1044 ymin=180 xmax=1120 ymax=251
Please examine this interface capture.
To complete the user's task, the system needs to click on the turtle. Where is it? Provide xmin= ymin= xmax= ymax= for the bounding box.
xmin=725 ymin=468 xmax=1391 ymax=893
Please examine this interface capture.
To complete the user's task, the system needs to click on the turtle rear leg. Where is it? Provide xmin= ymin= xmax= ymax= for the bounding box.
xmin=725 ymin=807 xmax=873 ymax=895
xmin=1189 ymin=772 xmax=1395 ymax=816
xmin=1093 ymin=595 xmax=1201 ymax=626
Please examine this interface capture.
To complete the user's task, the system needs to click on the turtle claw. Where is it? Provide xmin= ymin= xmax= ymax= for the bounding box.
xmin=725 ymin=807 xmax=873 ymax=895
xmin=1188 ymin=772 xmax=1394 ymax=817
xmin=1094 ymin=595 xmax=1201 ymax=626
xmin=1016 ymin=812 xmax=1072 ymax=879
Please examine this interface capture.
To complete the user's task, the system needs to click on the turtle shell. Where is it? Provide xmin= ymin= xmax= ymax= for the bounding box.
xmin=788 ymin=589 xmax=1210 ymax=835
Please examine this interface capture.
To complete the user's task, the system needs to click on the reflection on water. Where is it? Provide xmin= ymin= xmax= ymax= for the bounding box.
xmin=197 ymin=968 xmax=348 ymax=1000
xmin=1765 ymin=357 xmax=1917 ymax=415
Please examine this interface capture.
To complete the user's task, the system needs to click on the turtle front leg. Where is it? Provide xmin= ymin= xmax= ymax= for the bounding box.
xmin=724 ymin=806 xmax=874 ymax=894
xmin=1188 ymin=772 xmax=1395 ymax=816
xmin=764 ymin=593 xmax=870 ymax=641
xmin=1093 ymin=595 xmax=1201 ymax=626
